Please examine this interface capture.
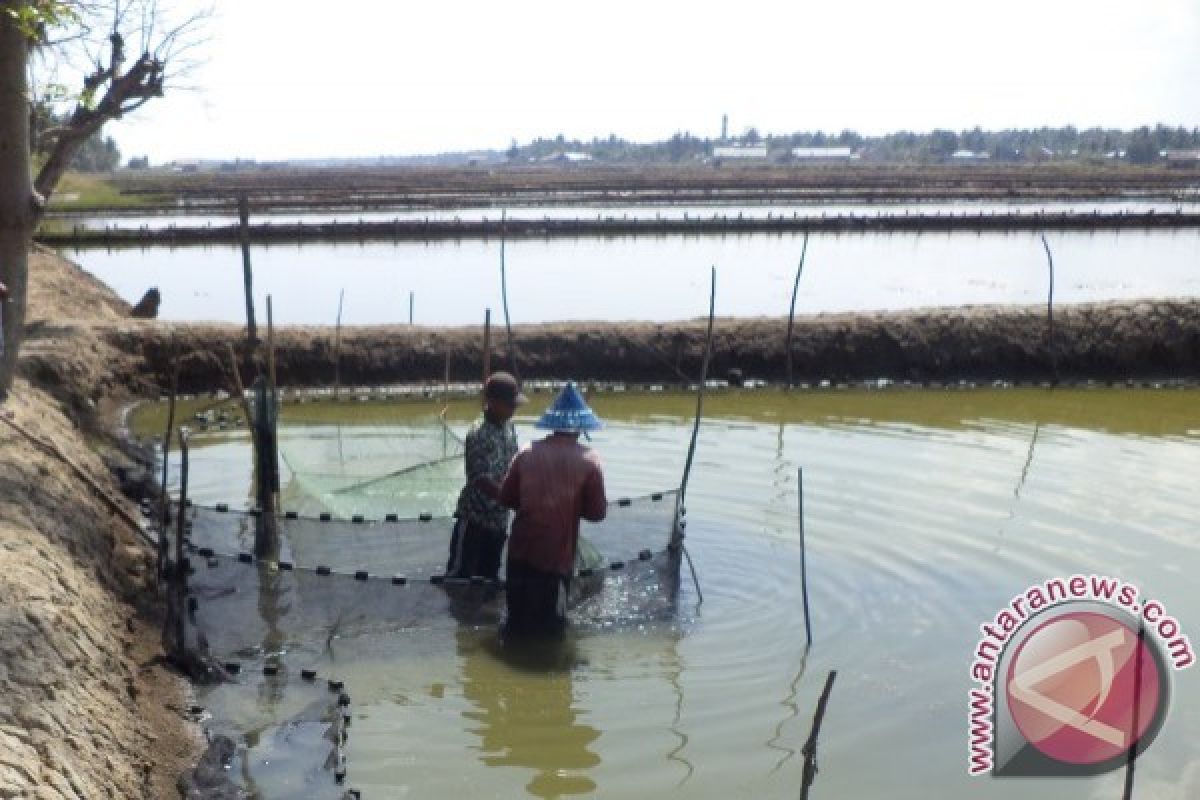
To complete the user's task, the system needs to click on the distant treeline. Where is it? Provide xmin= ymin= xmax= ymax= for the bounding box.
xmin=507 ymin=125 xmax=1200 ymax=166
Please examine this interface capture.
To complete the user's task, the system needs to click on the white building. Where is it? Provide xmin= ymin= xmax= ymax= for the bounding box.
xmin=713 ymin=145 xmax=768 ymax=160
xmin=791 ymin=146 xmax=857 ymax=161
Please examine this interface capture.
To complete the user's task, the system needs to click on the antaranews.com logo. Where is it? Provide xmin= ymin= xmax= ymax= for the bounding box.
xmin=968 ymin=575 xmax=1193 ymax=777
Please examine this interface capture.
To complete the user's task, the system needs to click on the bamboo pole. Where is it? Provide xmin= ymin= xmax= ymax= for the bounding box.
xmin=333 ymin=288 xmax=344 ymax=398
xmin=238 ymin=193 xmax=257 ymax=346
xmin=1121 ymin=622 xmax=1148 ymax=800
xmin=266 ymin=295 xmax=277 ymax=396
xmin=799 ymin=670 xmax=838 ymax=800
xmin=785 ymin=232 xmax=810 ymax=388
xmin=679 ymin=267 xmax=716 ymax=508
xmin=482 ymin=308 xmax=492 ymax=395
xmin=172 ymin=428 xmax=190 ymax=659
xmin=499 ymin=210 xmax=521 ymax=383
xmin=158 ymin=359 xmax=180 ymax=585
xmin=1039 ymin=233 xmax=1058 ymax=385
xmin=799 ymin=467 xmax=812 ymax=647
xmin=674 ymin=267 xmax=716 ymax=604
xmin=409 ymin=290 xmax=414 ymax=325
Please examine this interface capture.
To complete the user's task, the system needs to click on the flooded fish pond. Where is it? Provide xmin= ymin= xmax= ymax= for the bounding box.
xmin=131 ymin=387 xmax=1200 ymax=799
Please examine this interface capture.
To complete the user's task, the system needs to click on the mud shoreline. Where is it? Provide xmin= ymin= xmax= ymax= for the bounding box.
xmin=2 ymin=247 xmax=200 ymax=799
xmin=36 ymin=208 xmax=1200 ymax=248
xmin=93 ymin=298 xmax=1200 ymax=394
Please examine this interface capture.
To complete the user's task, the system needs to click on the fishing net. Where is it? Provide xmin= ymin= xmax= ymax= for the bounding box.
xmin=171 ymin=492 xmax=682 ymax=666
xmin=277 ymin=417 xmax=465 ymax=519
xmin=194 ymin=670 xmax=353 ymax=799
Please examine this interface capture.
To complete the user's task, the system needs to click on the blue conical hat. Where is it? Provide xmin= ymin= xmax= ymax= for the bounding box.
xmin=535 ymin=382 xmax=604 ymax=432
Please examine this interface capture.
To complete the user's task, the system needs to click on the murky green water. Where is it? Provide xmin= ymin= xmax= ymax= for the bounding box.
xmin=134 ymin=388 xmax=1200 ymax=799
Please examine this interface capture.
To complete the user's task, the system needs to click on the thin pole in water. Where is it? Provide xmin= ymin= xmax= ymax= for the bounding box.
xmin=799 ymin=670 xmax=838 ymax=800
xmin=1040 ymin=233 xmax=1058 ymax=385
xmin=238 ymin=193 xmax=257 ymax=346
xmin=785 ymin=232 xmax=810 ymax=388
xmin=158 ymin=352 xmax=180 ymax=586
xmin=799 ymin=467 xmax=812 ymax=648
xmin=333 ymin=288 xmax=344 ymax=398
xmin=675 ymin=266 xmax=716 ymax=604
xmin=409 ymin=290 xmax=414 ymax=325
xmin=482 ymin=308 xmax=492 ymax=392
xmin=172 ymin=427 xmax=190 ymax=658
xmin=1121 ymin=622 xmax=1147 ymax=800
xmin=499 ymin=209 xmax=521 ymax=383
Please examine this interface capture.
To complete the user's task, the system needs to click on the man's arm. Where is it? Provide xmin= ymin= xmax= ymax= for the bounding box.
xmin=497 ymin=455 xmax=521 ymax=510
xmin=580 ymin=465 xmax=607 ymax=522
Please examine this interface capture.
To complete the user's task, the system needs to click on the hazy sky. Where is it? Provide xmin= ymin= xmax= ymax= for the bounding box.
xmin=96 ymin=0 xmax=1200 ymax=162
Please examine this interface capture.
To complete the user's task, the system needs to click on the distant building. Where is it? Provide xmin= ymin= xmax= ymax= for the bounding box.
xmin=791 ymin=146 xmax=857 ymax=161
xmin=713 ymin=144 xmax=768 ymax=160
xmin=951 ymin=149 xmax=990 ymax=162
xmin=1163 ymin=149 xmax=1200 ymax=166
xmin=538 ymin=151 xmax=594 ymax=164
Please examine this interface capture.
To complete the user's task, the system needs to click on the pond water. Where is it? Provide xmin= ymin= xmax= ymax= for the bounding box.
xmin=67 ymin=227 xmax=1200 ymax=325
xmin=48 ymin=198 xmax=1200 ymax=231
xmin=135 ymin=388 xmax=1200 ymax=799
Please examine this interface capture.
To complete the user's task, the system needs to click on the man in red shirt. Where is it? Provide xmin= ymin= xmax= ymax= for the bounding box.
xmin=499 ymin=382 xmax=607 ymax=638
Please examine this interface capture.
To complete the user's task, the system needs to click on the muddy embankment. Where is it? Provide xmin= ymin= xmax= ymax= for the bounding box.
xmin=96 ymin=299 xmax=1200 ymax=394
xmin=2 ymin=247 xmax=200 ymax=799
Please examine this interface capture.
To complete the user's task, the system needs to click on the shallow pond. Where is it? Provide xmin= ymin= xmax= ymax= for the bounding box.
xmin=134 ymin=387 xmax=1200 ymax=799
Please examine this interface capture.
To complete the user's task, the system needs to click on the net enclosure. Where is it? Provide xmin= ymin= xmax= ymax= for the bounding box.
xmin=172 ymin=491 xmax=684 ymax=666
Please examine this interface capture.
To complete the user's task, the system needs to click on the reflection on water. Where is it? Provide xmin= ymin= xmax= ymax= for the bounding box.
xmin=142 ymin=390 xmax=1199 ymax=798
xmin=458 ymin=631 xmax=600 ymax=798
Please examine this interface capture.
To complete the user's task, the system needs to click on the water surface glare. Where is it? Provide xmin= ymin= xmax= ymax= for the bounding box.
xmin=143 ymin=389 xmax=1200 ymax=798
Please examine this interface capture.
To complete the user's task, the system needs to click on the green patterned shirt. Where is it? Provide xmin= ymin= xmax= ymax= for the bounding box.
xmin=454 ymin=415 xmax=519 ymax=532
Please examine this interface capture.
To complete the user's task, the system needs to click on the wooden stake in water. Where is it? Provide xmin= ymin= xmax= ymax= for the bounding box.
xmin=799 ymin=467 xmax=812 ymax=647
xmin=499 ymin=209 xmax=521 ymax=383
xmin=171 ymin=427 xmax=190 ymax=658
xmin=238 ymin=193 xmax=257 ymax=346
xmin=785 ymin=232 xmax=810 ymax=388
xmin=158 ymin=356 xmax=180 ymax=586
xmin=333 ymin=288 xmax=344 ymax=398
xmin=482 ymin=308 xmax=492 ymax=394
xmin=799 ymin=670 xmax=838 ymax=800
xmin=1040 ymin=233 xmax=1058 ymax=385
xmin=409 ymin=290 xmax=414 ymax=325
xmin=676 ymin=267 xmax=716 ymax=604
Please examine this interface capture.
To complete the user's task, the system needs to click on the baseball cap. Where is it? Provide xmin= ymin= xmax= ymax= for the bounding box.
xmin=484 ymin=371 xmax=527 ymax=405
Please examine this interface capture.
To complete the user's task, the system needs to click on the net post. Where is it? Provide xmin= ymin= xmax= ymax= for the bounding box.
xmin=482 ymin=308 xmax=492 ymax=393
xmin=171 ymin=427 xmax=190 ymax=659
xmin=158 ymin=355 xmax=180 ymax=587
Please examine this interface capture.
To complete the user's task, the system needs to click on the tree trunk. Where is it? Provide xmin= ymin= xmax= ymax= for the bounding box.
xmin=0 ymin=5 xmax=34 ymax=394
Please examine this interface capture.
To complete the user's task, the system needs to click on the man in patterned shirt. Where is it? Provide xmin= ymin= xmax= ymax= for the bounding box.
xmin=446 ymin=372 xmax=525 ymax=580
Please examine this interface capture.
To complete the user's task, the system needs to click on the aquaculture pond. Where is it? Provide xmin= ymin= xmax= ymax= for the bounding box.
xmin=71 ymin=225 xmax=1200 ymax=325
xmin=131 ymin=387 xmax=1200 ymax=799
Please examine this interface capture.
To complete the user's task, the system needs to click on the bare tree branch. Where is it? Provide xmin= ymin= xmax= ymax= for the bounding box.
xmin=30 ymin=0 xmax=209 ymax=203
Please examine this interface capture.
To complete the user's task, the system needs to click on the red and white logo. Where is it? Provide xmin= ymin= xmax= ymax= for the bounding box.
xmin=1005 ymin=610 xmax=1163 ymax=768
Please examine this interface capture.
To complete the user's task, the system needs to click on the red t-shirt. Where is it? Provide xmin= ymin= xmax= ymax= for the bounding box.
xmin=499 ymin=434 xmax=607 ymax=576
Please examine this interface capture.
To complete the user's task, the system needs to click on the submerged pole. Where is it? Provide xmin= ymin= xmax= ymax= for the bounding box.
xmin=238 ymin=193 xmax=257 ymax=346
xmin=799 ymin=467 xmax=812 ymax=647
xmin=785 ymin=232 xmax=810 ymax=388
